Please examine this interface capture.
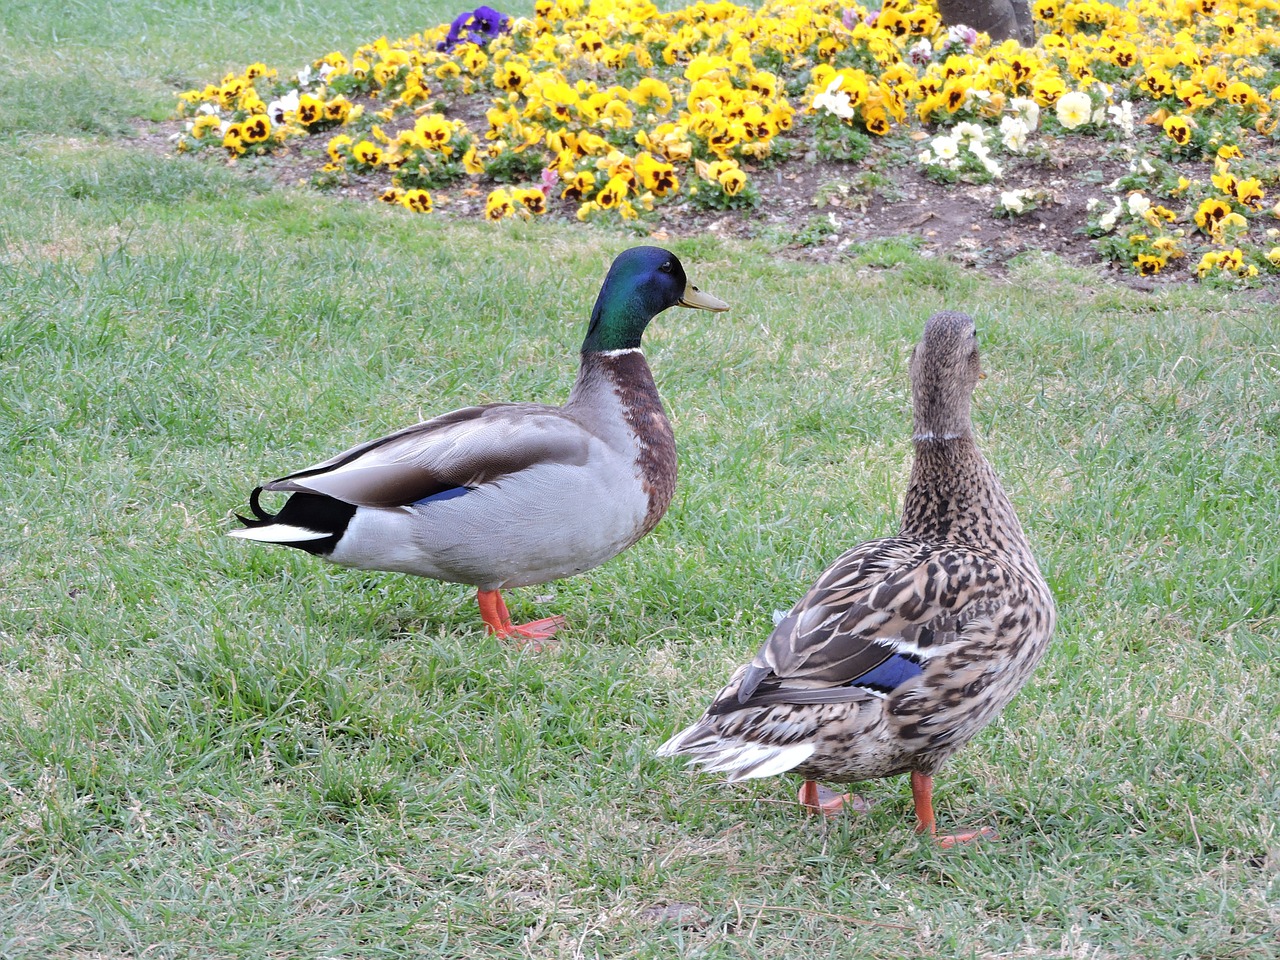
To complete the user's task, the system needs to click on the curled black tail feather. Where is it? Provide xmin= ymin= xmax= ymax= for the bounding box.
xmin=235 ymin=486 xmax=275 ymax=527
xmin=231 ymin=487 xmax=357 ymax=557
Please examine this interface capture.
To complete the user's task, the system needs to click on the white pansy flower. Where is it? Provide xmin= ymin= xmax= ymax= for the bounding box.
xmin=1009 ymin=97 xmax=1040 ymax=131
xmin=908 ymin=38 xmax=933 ymax=65
xmin=1000 ymin=191 xmax=1027 ymax=214
xmin=1127 ymin=193 xmax=1151 ymax=218
xmin=296 ymin=62 xmax=335 ymax=88
xmin=1056 ymin=91 xmax=1093 ymax=130
xmin=268 ymin=89 xmax=300 ymax=125
xmin=1107 ymin=100 xmax=1135 ymax=137
xmin=1097 ymin=197 xmax=1124 ymax=232
xmin=930 ymin=134 xmax=959 ymax=160
xmin=1000 ymin=115 xmax=1029 ymax=153
xmin=954 ymin=121 xmax=986 ymax=143
xmin=999 ymin=189 xmax=1038 ymax=214
xmin=812 ymin=75 xmax=854 ymax=120
xmin=1090 ymin=82 xmax=1113 ymax=124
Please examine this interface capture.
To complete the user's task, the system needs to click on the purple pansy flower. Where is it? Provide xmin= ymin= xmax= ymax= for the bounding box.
xmin=438 ymin=6 xmax=510 ymax=52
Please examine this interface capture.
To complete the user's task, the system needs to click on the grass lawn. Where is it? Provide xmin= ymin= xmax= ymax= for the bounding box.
xmin=2 ymin=1 xmax=1278 ymax=957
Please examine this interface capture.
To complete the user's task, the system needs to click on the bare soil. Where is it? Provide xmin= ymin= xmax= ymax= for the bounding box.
xmin=137 ymin=117 xmax=1265 ymax=294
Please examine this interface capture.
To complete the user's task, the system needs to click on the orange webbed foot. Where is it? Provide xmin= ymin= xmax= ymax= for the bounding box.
xmin=798 ymin=781 xmax=872 ymax=817
xmin=502 ymin=615 xmax=567 ymax=651
xmin=477 ymin=590 xmax=565 ymax=650
xmin=932 ymin=826 xmax=999 ymax=848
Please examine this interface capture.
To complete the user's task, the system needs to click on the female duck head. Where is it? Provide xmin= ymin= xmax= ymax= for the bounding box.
xmin=909 ymin=310 xmax=985 ymax=442
xmin=581 ymin=246 xmax=728 ymax=353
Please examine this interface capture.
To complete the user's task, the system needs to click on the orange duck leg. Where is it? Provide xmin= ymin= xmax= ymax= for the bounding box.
xmin=477 ymin=589 xmax=566 ymax=648
xmin=911 ymin=770 xmax=997 ymax=847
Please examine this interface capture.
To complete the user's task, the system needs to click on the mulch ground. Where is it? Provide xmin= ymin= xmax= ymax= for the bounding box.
xmin=138 ymin=116 xmax=1275 ymax=298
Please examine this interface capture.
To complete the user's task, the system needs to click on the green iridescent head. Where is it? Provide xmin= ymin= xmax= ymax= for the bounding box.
xmin=581 ymin=246 xmax=728 ymax=353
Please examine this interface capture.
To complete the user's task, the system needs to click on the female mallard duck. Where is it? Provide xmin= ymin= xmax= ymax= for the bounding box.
xmin=230 ymin=246 xmax=728 ymax=643
xmin=658 ymin=311 xmax=1055 ymax=845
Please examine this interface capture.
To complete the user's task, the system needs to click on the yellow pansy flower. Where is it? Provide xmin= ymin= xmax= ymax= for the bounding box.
xmin=415 ymin=114 xmax=453 ymax=150
xmin=324 ymin=97 xmax=353 ymax=123
xmin=326 ymin=134 xmax=352 ymax=163
xmin=458 ymin=44 xmax=489 ymax=75
xmin=241 ymin=115 xmax=271 ymax=143
xmin=1224 ymin=81 xmax=1263 ymax=109
xmin=1162 ymin=115 xmax=1193 ymax=145
xmin=1194 ymin=198 xmax=1232 ymax=231
xmin=1135 ymin=254 xmax=1166 ymax=276
xmin=600 ymin=100 xmax=634 ymax=129
xmin=512 ymin=188 xmax=547 ymax=215
xmin=191 ymin=114 xmax=222 ymax=139
xmin=595 ymin=174 xmax=631 ymax=209
xmin=635 ymin=152 xmax=679 ymax=196
xmin=561 ymin=170 xmax=596 ymax=200
xmin=352 ymin=140 xmax=384 ymax=167
xmin=1211 ymin=170 xmax=1238 ymax=198
xmin=1234 ymin=178 xmax=1266 ymax=209
xmin=630 ymin=78 xmax=674 ymax=115
xmin=495 ymin=61 xmax=531 ymax=93
xmin=862 ymin=104 xmax=891 ymax=136
xmin=221 ymin=123 xmax=245 ymax=156
xmin=401 ymin=189 xmax=433 ymax=213
xmin=1030 ymin=72 xmax=1067 ymax=106
xmin=296 ymin=94 xmax=324 ymax=127
xmin=462 ymin=145 xmax=487 ymax=175
xmin=485 ymin=189 xmax=515 ymax=221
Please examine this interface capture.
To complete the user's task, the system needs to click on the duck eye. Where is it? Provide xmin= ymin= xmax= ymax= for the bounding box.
xmin=659 ymin=261 xmax=673 ymax=274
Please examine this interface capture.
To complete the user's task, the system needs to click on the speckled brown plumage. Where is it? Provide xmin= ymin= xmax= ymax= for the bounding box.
xmin=658 ymin=310 xmax=1055 ymax=841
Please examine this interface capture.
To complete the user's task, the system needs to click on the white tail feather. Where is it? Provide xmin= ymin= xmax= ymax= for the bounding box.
xmin=657 ymin=724 xmax=815 ymax=782
xmin=227 ymin=524 xmax=328 ymax=544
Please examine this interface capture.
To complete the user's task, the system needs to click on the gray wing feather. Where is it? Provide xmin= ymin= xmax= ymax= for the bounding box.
xmin=262 ymin=403 xmax=592 ymax=508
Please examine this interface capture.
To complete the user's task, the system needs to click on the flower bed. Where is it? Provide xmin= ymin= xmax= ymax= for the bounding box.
xmin=173 ymin=0 xmax=1280 ymax=282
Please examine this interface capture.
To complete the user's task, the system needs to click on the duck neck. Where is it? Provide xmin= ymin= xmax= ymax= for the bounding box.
xmin=901 ymin=436 xmax=1033 ymax=561
xmin=568 ymin=348 xmax=677 ymax=535
xmin=567 ymin=347 xmax=659 ymax=411
xmin=579 ymin=293 xmax=650 ymax=353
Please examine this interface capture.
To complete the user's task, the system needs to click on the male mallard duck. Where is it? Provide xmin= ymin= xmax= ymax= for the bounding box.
xmin=657 ymin=311 xmax=1055 ymax=845
xmin=230 ymin=246 xmax=728 ymax=643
